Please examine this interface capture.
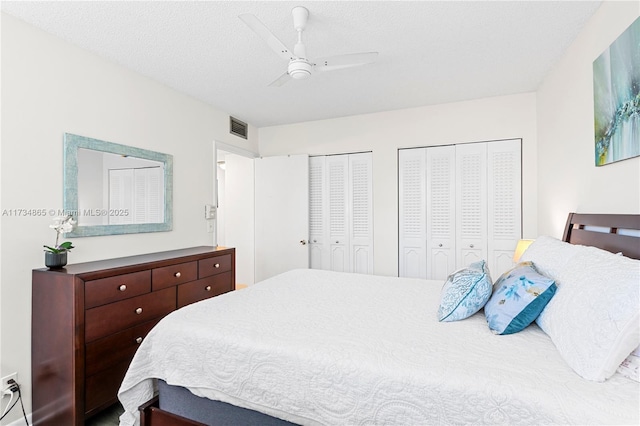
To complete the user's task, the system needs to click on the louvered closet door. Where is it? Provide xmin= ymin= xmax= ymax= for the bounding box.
xmin=426 ymin=146 xmax=456 ymax=280
xmin=134 ymin=167 xmax=163 ymax=224
xmin=327 ymin=155 xmax=349 ymax=272
xmin=398 ymin=149 xmax=427 ymax=278
xmin=349 ymin=153 xmax=373 ymax=274
xmin=487 ymin=140 xmax=522 ymax=277
xmin=309 ymin=156 xmax=328 ymax=270
xmin=455 ymin=143 xmax=488 ymax=268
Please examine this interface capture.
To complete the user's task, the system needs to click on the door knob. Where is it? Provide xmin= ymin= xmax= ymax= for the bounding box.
xmin=300 ymin=240 xmax=307 ymax=245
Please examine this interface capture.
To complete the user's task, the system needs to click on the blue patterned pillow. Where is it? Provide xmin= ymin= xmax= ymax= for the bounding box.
xmin=485 ymin=261 xmax=556 ymax=335
xmin=437 ymin=260 xmax=493 ymax=322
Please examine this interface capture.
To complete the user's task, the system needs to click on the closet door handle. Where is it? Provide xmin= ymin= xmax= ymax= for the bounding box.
xmin=300 ymin=240 xmax=307 ymax=245
xmin=469 ymin=244 xmax=474 ymax=248
xmin=438 ymin=243 xmax=443 ymax=247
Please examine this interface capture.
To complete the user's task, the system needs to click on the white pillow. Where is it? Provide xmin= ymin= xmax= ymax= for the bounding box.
xmin=521 ymin=236 xmax=640 ymax=381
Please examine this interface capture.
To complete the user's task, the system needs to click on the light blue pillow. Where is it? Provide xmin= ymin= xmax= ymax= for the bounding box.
xmin=437 ymin=260 xmax=493 ymax=322
xmin=485 ymin=261 xmax=556 ymax=335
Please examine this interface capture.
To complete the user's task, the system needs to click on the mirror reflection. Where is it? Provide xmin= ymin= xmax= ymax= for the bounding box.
xmin=77 ymin=149 xmax=165 ymax=226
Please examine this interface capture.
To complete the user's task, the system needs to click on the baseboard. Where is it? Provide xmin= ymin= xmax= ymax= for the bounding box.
xmin=4 ymin=412 xmax=32 ymax=426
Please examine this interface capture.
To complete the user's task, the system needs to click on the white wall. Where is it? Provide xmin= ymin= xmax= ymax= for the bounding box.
xmin=259 ymin=93 xmax=538 ymax=277
xmin=537 ymin=2 xmax=640 ymax=236
xmin=0 ymin=13 xmax=258 ymax=423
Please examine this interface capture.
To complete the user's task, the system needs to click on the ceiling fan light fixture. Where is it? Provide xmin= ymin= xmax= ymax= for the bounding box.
xmin=288 ymin=59 xmax=312 ymax=79
xmin=240 ymin=8 xmax=378 ymax=86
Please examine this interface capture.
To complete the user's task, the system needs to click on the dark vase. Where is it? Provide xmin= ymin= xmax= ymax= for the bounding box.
xmin=45 ymin=251 xmax=67 ymax=269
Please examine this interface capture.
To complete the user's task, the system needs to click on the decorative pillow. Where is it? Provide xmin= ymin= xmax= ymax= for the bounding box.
xmin=521 ymin=236 xmax=640 ymax=382
xmin=484 ymin=261 xmax=556 ymax=335
xmin=437 ymin=260 xmax=492 ymax=322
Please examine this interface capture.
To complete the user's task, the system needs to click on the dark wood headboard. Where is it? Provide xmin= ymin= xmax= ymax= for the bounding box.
xmin=562 ymin=213 xmax=640 ymax=260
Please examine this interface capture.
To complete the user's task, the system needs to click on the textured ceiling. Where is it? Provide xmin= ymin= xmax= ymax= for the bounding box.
xmin=2 ymin=1 xmax=602 ymax=127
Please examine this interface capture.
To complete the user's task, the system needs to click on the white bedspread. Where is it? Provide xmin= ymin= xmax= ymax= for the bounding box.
xmin=118 ymin=269 xmax=639 ymax=425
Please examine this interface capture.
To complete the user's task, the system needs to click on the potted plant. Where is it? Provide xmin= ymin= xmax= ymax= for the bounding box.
xmin=44 ymin=215 xmax=76 ymax=268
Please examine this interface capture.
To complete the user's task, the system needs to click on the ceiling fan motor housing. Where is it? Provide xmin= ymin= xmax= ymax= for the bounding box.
xmin=288 ymin=58 xmax=312 ymax=79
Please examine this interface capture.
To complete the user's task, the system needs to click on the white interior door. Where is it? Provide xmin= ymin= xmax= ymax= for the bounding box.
xmin=456 ymin=143 xmax=488 ymax=268
xmin=309 ymin=156 xmax=328 ymax=270
xmin=349 ymin=153 xmax=373 ymax=274
xmin=398 ymin=148 xmax=427 ymax=278
xmin=225 ymin=154 xmax=255 ymax=286
xmin=487 ymin=139 xmax=522 ymax=277
xmin=426 ymin=146 xmax=456 ymax=280
xmin=326 ymin=155 xmax=349 ymax=272
xmin=255 ymin=155 xmax=309 ymax=282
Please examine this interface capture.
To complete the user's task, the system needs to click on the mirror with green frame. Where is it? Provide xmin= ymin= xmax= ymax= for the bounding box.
xmin=63 ymin=133 xmax=173 ymax=237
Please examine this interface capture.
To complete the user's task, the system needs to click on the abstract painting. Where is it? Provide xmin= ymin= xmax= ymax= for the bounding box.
xmin=593 ymin=17 xmax=640 ymax=166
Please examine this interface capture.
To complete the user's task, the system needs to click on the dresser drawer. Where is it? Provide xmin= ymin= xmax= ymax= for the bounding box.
xmin=177 ymin=272 xmax=232 ymax=308
xmin=85 ymin=270 xmax=151 ymax=309
xmin=85 ymin=318 xmax=160 ymax=376
xmin=85 ymin=359 xmax=130 ymax=415
xmin=198 ymin=254 xmax=232 ymax=278
xmin=85 ymin=287 xmax=175 ymax=342
xmin=152 ymin=261 xmax=198 ymax=291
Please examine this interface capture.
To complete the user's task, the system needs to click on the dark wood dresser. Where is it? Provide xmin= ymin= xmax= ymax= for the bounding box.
xmin=31 ymin=246 xmax=235 ymax=426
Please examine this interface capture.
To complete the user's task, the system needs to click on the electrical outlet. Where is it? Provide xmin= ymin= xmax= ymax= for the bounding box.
xmin=1 ymin=372 xmax=17 ymax=396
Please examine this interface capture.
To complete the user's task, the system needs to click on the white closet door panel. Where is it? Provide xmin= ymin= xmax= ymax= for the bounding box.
xmin=108 ymin=169 xmax=134 ymax=225
xmin=398 ymin=149 xmax=427 ymax=278
xmin=426 ymin=146 xmax=456 ymax=280
xmin=255 ymin=154 xmax=309 ymax=282
xmin=330 ymin=245 xmax=348 ymax=272
xmin=327 ymin=155 xmax=349 ymax=272
xmin=488 ymin=139 xmax=522 ymax=277
xmin=309 ymin=245 xmax=324 ymax=270
xmin=349 ymin=153 xmax=373 ymax=274
xmin=456 ymin=143 xmax=487 ymax=268
xmin=309 ymin=156 xmax=329 ymax=270
xmin=225 ymin=154 xmax=255 ymax=286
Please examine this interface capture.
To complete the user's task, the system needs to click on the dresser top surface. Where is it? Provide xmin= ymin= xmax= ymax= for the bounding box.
xmin=34 ymin=246 xmax=234 ymax=276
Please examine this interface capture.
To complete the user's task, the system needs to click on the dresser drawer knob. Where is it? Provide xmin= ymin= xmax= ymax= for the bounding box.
xmin=119 ymin=284 xmax=127 ymax=291
xmin=214 ymin=263 xmax=220 ymax=268
xmin=135 ymin=337 xmax=143 ymax=344
xmin=205 ymin=286 xmax=212 ymax=292
xmin=174 ymin=272 xmax=181 ymax=278
xmin=135 ymin=307 xmax=143 ymax=315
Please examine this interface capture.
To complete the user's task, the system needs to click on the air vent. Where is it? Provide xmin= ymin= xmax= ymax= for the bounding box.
xmin=230 ymin=117 xmax=248 ymax=139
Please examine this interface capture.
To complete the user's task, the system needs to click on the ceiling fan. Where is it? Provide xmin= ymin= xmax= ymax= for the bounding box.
xmin=239 ymin=6 xmax=378 ymax=87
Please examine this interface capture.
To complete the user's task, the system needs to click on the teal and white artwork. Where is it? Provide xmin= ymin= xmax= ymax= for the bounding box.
xmin=593 ymin=17 xmax=640 ymax=166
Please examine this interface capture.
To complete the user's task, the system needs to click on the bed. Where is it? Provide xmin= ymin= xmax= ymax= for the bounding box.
xmin=118 ymin=213 xmax=640 ymax=425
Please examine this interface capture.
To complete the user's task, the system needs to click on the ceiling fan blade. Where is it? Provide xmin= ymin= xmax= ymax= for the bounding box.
xmin=314 ymin=52 xmax=378 ymax=72
xmin=268 ymin=72 xmax=292 ymax=87
xmin=239 ymin=14 xmax=292 ymax=62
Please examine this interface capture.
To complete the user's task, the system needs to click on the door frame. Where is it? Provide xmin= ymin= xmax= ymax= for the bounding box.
xmin=213 ymin=141 xmax=258 ymax=247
